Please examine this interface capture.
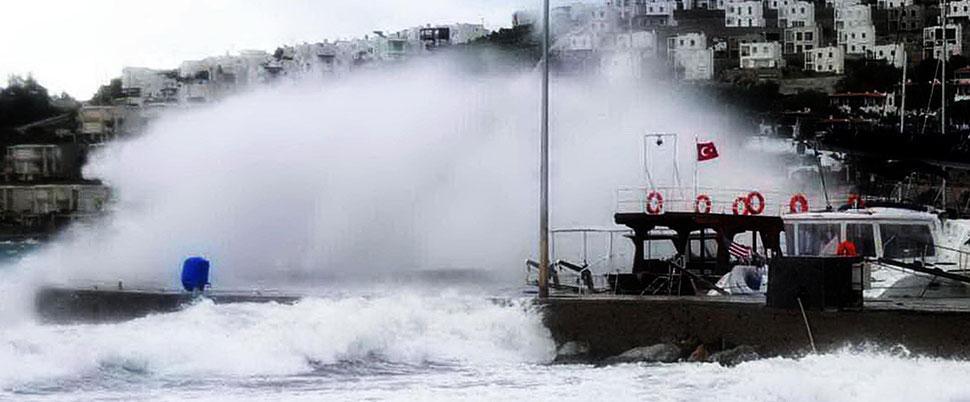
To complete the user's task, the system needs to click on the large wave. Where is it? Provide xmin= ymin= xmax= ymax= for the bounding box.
xmin=0 ymin=293 xmax=554 ymax=390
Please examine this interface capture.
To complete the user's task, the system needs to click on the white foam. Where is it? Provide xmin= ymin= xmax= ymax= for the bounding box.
xmin=0 ymin=293 xmax=554 ymax=388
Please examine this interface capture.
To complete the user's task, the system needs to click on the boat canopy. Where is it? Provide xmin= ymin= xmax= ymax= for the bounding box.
xmin=615 ymin=212 xmax=784 ymax=274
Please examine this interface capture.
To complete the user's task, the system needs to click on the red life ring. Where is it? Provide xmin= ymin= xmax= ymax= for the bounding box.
xmin=747 ymin=192 xmax=766 ymax=215
xmin=789 ymin=194 xmax=809 ymax=213
xmin=646 ymin=191 xmax=664 ymax=215
xmin=695 ymin=194 xmax=713 ymax=214
xmin=732 ymin=197 xmax=749 ymax=215
xmin=847 ymin=194 xmax=865 ymax=209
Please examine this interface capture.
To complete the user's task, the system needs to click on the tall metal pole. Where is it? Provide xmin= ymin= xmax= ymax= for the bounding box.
xmin=538 ymin=0 xmax=551 ymax=299
xmin=900 ymin=49 xmax=907 ymax=134
xmin=941 ymin=0 xmax=947 ymax=135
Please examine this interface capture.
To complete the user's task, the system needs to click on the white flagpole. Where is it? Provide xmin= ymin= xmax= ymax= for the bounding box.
xmin=694 ymin=136 xmax=699 ymax=205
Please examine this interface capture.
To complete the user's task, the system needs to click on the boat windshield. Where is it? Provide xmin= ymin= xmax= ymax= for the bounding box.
xmin=796 ymin=223 xmax=841 ymax=256
xmin=881 ymin=224 xmax=936 ymax=258
xmin=846 ymin=223 xmax=877 ymax=257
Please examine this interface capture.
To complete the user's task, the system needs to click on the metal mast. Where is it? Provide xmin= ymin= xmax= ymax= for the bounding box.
xmin=900 ymin=49 xmax=907 ymax=134
xmin=942 ymin=1 xmax=948 ymax=135
xmin=538 ymin=0 xmax=552 ymax=299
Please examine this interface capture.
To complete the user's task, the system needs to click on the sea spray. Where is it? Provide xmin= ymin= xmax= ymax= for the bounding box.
xmin=9 ymin=58 xmax=797 ymax=290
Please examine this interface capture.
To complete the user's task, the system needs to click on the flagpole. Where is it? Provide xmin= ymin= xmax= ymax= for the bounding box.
xmin=694 ymin=136 xmax=699 ymax=205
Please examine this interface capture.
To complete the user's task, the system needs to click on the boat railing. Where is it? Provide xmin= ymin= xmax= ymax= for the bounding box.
xmin=615 ymin=186 xmax=822 ymax=216
xmin=526 ymin=227 xmax=634 ymax=294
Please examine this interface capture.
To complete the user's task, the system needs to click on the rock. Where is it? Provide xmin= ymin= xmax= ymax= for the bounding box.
xmin=604 ymin=343 xmax=682 ymax=364
xmin=709 ymin=345 xmax=760 ymax=367
xmin=688 ymin=344 xmax=709 ymax=362
xmin=554 ymin=341 xmax=591 ymax=363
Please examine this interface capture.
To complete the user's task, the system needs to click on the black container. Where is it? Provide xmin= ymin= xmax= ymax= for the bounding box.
xmin=767 ymin=256 xmax=864 ymax=311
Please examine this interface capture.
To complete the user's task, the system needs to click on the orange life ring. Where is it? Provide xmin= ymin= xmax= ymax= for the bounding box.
xmin=646 ymin=191 xmax=664 ymax=215
xmin=789 ymin=194 xmax=809 ymax=213
xmin=732 ymin=196 xmax=749 ymax=215
xmin=695 ymin=194 xmax=713 ymax=214
xmin=847 ymin=194 xmax=865 ymax=209
xmin=747 ymin=192 xmax=766 ymax=215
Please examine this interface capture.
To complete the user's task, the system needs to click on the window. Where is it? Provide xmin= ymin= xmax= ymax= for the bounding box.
xmin=796 ymin=223 xmax=841 ymax=256
xmin=846 ymin=224 xmax=877 ymax=257
xmin=689 ymin=237 xmax=719 ymax=259
xmin=645 ymin=239 xmax=677 ymax=259
xmin=881 ymin=224 xmax=936 ymax=258
xmin=806 ymin=32 xmax=814 ymax=41
xmin=784 ymin=224 xmax=795 ymax=255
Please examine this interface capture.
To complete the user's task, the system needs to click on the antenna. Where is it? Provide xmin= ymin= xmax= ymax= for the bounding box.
xmin=812 ymin=140 xmax=832 ymax=211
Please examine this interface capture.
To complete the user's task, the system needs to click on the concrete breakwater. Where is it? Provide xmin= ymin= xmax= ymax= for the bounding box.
xmin=34 ymin=287 xmax=970 ymax=362
xmin=541 ymin=296 xmax=970 ymax=361
xmin=34 ymin=287 xmax=300 ymax=323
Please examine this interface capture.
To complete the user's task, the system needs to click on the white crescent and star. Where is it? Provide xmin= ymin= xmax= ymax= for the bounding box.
xmin=700 ymin=146 xmax=715 ymax=158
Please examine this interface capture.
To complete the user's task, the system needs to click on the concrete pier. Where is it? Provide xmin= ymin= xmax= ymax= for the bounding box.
xmin=35 ymin=287 xmax=301 ymax=324
xmin=542 ymin=296 xmax=970 ymax=360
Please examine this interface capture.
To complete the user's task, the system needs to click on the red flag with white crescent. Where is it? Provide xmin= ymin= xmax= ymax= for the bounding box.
xmin=697 ymin=141 xmax=719 ymax=162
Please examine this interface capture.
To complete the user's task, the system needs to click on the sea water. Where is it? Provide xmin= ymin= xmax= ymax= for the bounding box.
xmin=3 ymin=289 xmax=970 ymax=402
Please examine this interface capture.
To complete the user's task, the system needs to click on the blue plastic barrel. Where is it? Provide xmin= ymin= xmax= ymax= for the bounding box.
xmin=181 ymin=257 xmax=210 ymax=292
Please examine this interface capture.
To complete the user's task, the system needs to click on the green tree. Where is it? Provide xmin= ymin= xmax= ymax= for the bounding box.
xmin=90 ymin=78 xmax=123 ymax=105
xmin=0 ymin=75 xmax=59 ymax=129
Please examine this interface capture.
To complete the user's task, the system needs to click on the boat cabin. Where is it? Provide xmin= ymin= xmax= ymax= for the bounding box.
xmin=611 ymin=212 xmax=785 ymax=295
xmin=782 ymin=208 xmax=940 ymax=262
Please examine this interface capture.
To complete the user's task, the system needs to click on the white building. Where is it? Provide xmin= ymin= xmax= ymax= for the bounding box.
xmin=726 ymin=1 xmax=766 ymax=27
xmin=668 ymin=33 xmax=715 ymax=80
xmin=867 ymin=43 xmax=906 ymax=67
xmin=840 ymin=25 xmax=876 ymax=54
xmin=778 ymin=1 xmax=815 ymax=27
xmin=120 ymin=67 xmax=178 ymax=105
xmin=805 ymin=46 xmax=845 ymax=74
xmin=601 ymin=31 xmax=660 ymax=78
xmin=740 ymin=41 xmax=786 ymax=69
xmin=836 ymin=4 xmax=875 ymax=54
xmin=878 ymin=0 xmax=913 ymax=9
xmin=835 ymin=4 xmax=871 ymax=29
xmin=923 ymin=24 xmax=963 ymax=59
xmin=559 ymin=28 xmax=596 ymax=52
xmin=785 ymin=26 xmax=820 ymax=54
xmin=767 ymin=0 xmax=792 ymax=9
xmin=443 ymin=24 xmax=489 ymax=44
xmin=948 ymin=0 xmax=970 ymax=19
xmin=828 ymin=0 xmax=861 ymax=8
xmin=615 ymin=0 xmax=678 ymax=27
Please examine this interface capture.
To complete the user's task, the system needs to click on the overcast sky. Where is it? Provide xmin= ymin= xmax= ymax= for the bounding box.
xmin=0 ymin=0 xmax=560 ymax=99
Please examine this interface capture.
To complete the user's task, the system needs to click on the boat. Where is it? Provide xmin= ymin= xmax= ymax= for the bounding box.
xmin=527 ymin=190 xmax=970 ymax=300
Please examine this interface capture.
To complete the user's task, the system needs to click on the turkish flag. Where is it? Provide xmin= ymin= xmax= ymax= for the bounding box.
xmin=697 ymin=141 xmax=719 ymax=162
